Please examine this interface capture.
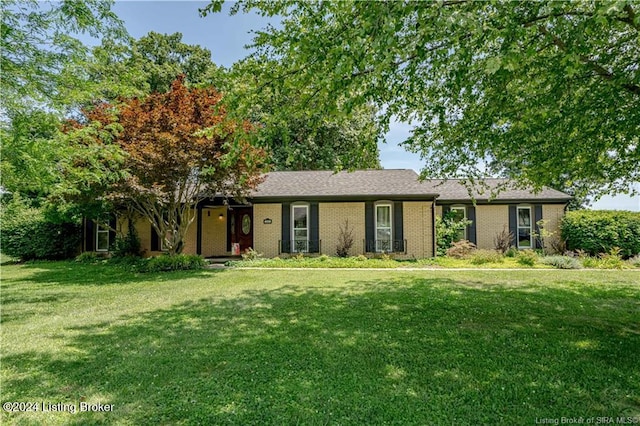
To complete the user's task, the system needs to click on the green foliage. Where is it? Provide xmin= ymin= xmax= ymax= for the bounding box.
xmin=517 ymin=250 xmax=538 ymax=267
xmin=470 ymin=250 xmax=504 ymax=265
xmin=1 ymin=0 xmax=126 ymax=116
xmin=539 ymin=256 xmax=583 ymax=270
xmin=241 ymin=248 xmax=263 ymax=261
xmin=0 ymin=195 xmax=81 ymax=260
xmin=74 ymin=251 xmax=101 ymax=264
xmin=209 ymin=1 xmax=640 ymax=197
xmin=112 ymin=225 xmax=142 ymax=258
xmin=504 ymin=247 xmax=519 ymax=258
xmin=561 ymin=210 xmax=640 ymax=258
xmin=143 ymin=254 xmax=206 ymax=272
xmin=436 ymin=213 xmax=471 ymax=256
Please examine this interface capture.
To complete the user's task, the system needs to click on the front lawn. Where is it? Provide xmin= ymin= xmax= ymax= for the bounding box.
xmin=1 ymin=261 xmax=639 ymax=424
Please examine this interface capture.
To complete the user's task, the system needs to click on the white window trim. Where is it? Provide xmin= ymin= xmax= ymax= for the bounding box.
xmin=375 ymin=203 xmax=393 ymax=253
xmin=450 ymin=206 xmax=467 ymax=240
xmin=96 ymin=223 xmax=110 ymax=252
xmin=517 ymin=206 xmax=533 ymax=249
xmin=291 ymin=203 xmax=309 ymax=253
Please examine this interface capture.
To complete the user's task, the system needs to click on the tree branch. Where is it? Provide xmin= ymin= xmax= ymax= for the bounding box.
xmin=538 ymin=25 xmax=640 ymax=96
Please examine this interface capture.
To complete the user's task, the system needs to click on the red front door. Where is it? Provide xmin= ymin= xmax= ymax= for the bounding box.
xmin=231 ymin=207 xmax=253 ymax=252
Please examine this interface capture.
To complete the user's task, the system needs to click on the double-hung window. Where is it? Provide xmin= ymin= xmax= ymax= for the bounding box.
xmin=450 ymin=206 xmax=467 ymax=241
xmin=292 ymin=204 xmax=309 ymax=252
xmin=96 ymin=223 xmax=110 ymax=252
xmin=517 ymin=206 xmax=533 ymax=249
xmin=375 ymin=204 xmax=392 ymax=252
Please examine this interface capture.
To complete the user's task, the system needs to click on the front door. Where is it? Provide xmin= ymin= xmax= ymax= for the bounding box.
xmin=231 ymin=207 xmax=253 ymax=253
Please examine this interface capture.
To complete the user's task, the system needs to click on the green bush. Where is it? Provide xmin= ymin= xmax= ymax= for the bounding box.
xmin=581 ymin=248 xmax=625 ymax=269
xmin=561 ymin=210 xmax=640 ymax=258
xmin=143 ymin=254 xmax=206 ymax=272
xmin=470 ymin=249 xmax=504 ymax=265
xmin=75 ymin=252 xmax=101 ymax=264
xmin=436 ymin=213 xmax=471 ymax=256
xmin=0 ymin=197 xmax=81 ymax=260
xmin=517 ymin=250 xmax=538 ymax=266
xmin=540 ymin=256 xmax=582 ymax=269
xmin=112 ymin=226 xmax=142 ymax=258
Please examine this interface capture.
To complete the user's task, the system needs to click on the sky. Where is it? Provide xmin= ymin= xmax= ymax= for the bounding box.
xmin=99 ymin=1 xmax=638 ymax=211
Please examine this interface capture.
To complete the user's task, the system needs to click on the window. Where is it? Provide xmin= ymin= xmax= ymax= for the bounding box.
xmin=375 ymin=204 xmax=392 ymax=252
xmin=292 ymin=204 xmax=309 ymax=252
xmin=96 ymin=223 xmax=109 ymax=252
xmin=450 ymin=206 xmax=467 ymax=241
xmin=517 ymin=206 xmax=532 ymax=249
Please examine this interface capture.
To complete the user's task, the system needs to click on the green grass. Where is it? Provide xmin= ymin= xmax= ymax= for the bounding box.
xmin=1 ymin=261 xmax=639 ymax=425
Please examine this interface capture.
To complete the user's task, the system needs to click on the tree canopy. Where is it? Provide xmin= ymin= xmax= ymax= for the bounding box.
xmin=1 ymin=0 xmax=126 ymax=116
xmin=65 ymin=77 xmax=265 ymax=254
xmin=204 ymin=0 xmax=640 ymax=197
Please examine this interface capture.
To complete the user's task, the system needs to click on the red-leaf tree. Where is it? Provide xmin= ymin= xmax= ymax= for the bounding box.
xmin=71 ymin=76 xmax=265 ymax=254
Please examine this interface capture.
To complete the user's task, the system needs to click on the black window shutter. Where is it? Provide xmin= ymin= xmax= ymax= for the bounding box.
xmin=509 ymin=205 xmax=517 ymax=247
xmin=393 ymin=201 xmax=403 ymax=244
xmin=151 ymin=225 xmax=159 ymax=251
xmin=226 ymin=209 xmax=232 ymax=252
xmin=534 ymin=204 xmax=543 ymax=249
xmin=442 ymin=205 xmax=450 ymax=216
xmin=85 ymin=218 xmax=94 ymax=252
xmin=310 ymin=202 xmax=319 ymax=253
xmin=108 ymin=216 xmax=117 ymax=250
xmin=365 ymin=201 xmax=374 ymax=252
xmin=467 ymin=206 xmax=477 ymax=245
xmin=281 ymin=203 xmax=291 ymax=253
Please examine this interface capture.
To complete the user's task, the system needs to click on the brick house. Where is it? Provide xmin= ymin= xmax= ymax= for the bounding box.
xmin=84 ymin=169 xmax=571 ymax=258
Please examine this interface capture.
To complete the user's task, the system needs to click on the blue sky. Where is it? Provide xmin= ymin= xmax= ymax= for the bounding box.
xmin=102 ymin=1 xmax=638 ymax=211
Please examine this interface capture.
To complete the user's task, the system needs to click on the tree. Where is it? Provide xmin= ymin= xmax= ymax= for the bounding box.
xmin=63 ymin=31 xmax=219 ymax=106
xmin=1 ymin=0 xmax=126 ymax=115
xmin=67 ymin=77 xmax=265 ymax=254
xmin=203 ymin=0 xmax=640 ymax=197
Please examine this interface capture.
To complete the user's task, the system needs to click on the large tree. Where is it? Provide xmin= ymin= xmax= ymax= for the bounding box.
xmin=76 ymin=33 xmax=381 ymax=170
xmin=66 ymin=77 xmax=265 ymax=254
xmin=1 ymin=0 xmax=125 ymax=115
xmin=203 ymin=0 xmax=640 ymax=197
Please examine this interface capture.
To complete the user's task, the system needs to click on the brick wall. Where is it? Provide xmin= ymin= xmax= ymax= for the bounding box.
xmin=319 ymin=202 xmax=366 ymax=256
xmin=475 ymin=205 xmax=510 ymax=250
xmin=542 ymin=204 xmax=565 ymax=240
xmin=402 ymin=201 xmax=434 ymax=258
xmin=253 ymin=204 xmax=282 ymax=258
xmin=201 ymin=207 xmax=227 ymax=257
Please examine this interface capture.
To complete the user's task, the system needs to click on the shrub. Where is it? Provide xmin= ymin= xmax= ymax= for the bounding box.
xmin=436 ymin=213 xmax=471 ymax=256
xmin=143 ymin=254 xmax=206 ymax=272
xmin=75 ymin=251 xmax=101 ymax=264
xmin=504 ymin=247 xmax=519 ymax=258
xmin=0 ymin=196 xmax=81 ymax=260
xmin=241 ymin=248 xmax=263 ymax=261
xmin=517 ymin=250 xmax=538 ymax=266
xmin=627 ymin=255 xmax=640 ymax=268
xmin=354 ymin=254 xmax=368 ymax=262
xmin=470 ymin=249 xmax=504 ymax=265
xmin=446 ymin=240 xmax=476 ymax=259
xmin=493 ymin=226 xmax=513 ymax=254
xmin=561 ymin=210 xmax=640 ymax=258
xmin=336 ymin=219 xmax=354 ymax=257
xmin=540 ymin=256 xmax=582 ymax=269
xmin=112 ymin=223 xmax=142 ymax=258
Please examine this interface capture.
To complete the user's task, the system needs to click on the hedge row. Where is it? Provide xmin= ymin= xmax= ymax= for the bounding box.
xmin=561 ymin=210 xmax=640 ymax=258
xmin=1 ymin=214 xmax=81 ymax=260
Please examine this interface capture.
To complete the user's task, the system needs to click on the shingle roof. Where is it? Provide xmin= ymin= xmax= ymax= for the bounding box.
xmin=252 ymin=169 xmax=436 ymax=199
xmin=250 ymin=170 xmax=571 ymax=202
xmin=420 ymin=178 xmax=572 ymax=202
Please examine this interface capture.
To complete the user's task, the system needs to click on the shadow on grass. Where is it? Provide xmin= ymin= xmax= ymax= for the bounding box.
xmin=0 ymin=260 xmax=220 ymax=287
xmin=2 ymin=277 xmax=640 ymax=425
